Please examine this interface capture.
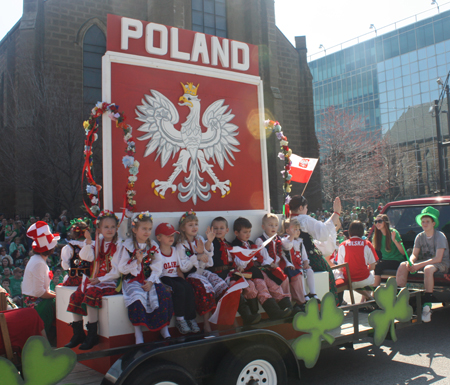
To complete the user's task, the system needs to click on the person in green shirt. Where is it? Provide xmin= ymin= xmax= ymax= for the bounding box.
xmin=372 ymin=214 xmax=406 ymax=286
xmin=9 ymin=267 xmax=23 ymax=303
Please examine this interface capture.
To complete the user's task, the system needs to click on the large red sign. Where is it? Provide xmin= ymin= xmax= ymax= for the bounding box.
xmin=104 ymin=15 xmax=267 ymax=213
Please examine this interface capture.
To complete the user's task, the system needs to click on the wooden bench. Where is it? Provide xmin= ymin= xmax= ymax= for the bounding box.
xmin=381 ymin=269 xmax=450 ymax=302
xmin=331 ymin=263 xmax=355 ymax=304
xmin=0 ymin=292 xmax=17 ymax=364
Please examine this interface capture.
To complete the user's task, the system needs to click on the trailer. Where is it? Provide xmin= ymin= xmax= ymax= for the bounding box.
xmin=66 ymin=287 xmax=423 ymax=385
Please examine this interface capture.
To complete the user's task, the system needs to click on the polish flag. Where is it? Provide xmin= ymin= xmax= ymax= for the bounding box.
xmin=209 ymin=278 xmax=249 ymax=325
xmin=80 ymin=274 xmax=90 ymax=293
xmin=229 ymin=234 xmax=276 ymax=262
xmin=289 ymin=154 xmax=318 ymax=184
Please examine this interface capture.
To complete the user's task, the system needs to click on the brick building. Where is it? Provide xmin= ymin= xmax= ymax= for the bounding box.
xmin=0 ymin=0 xmax=320 ymax=217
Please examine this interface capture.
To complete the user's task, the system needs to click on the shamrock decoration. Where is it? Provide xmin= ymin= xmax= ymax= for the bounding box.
xmin=368 ymin=277 xmax=413 ymax=346
xmin=0 ymin=336 xmax=76 ymax=385
xmin=292 ymin=292 xmax=344 ymax=368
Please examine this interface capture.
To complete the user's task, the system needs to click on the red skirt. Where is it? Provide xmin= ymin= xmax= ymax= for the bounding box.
xmin=62 ymin=275 xmax=82 ymax=287
xmin=67 ymin=285 xmax=117 ymax=316
xmin=186 ymin=277 xmax=216 ymax=316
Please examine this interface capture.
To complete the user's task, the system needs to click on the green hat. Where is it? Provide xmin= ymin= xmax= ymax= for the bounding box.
xmin=415 ymin=206 xmax=440 ymax=228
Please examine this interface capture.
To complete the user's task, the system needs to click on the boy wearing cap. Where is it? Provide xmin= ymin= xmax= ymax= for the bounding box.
xmin=156 ymin=222 xmax=200 ymax=334
xmin=396 ymin=206 xmax=450 ymax=322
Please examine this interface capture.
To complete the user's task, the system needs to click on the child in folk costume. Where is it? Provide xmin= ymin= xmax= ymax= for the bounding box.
xmin=282 ymin=218 xmax=317 ymax=305
xmin=255 ymin=213 xmax=295 ymax=314
xmin=61 ymin=218 xmax=92 ymax=286
xmin=118 ymin=212 xmax=173 ymax=344
xmin=156 ymin=223 xmax=200 ymax=334
xmin=176 ymin=211 xmax=228 ymax=333
xmin=231 ymin=217 xmax=291 ymax=320
xmin=22 ymin=222 xmax=58 ymax=334
xmin=65 ymin=210 xmax=122 ymax=350
xmin=210 ymin=217 xmax=260 ymax=325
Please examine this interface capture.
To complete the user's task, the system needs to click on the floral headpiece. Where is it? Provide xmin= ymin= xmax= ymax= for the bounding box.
xmin=131 ymin=211 xmax=153 ymax=226
xmin=179 ymin=210 xmax=196 ymax=225
xmin=95 ymin=210 xmax=119 ymax=225
xmin=68 ymin=217 xmax=92 ymax=238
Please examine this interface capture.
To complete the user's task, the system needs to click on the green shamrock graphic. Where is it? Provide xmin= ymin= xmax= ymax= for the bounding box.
xmin=292 ymin=292 xmax=344 ymax=368
xmin=368 ymin=277 xmax=413 ymax=346
xmin=0 ymin=336 xmax=76 ymax=385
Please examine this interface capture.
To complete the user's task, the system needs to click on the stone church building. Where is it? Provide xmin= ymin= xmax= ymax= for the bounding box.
xmin=0 ymin=0 xmax=320 ymax=217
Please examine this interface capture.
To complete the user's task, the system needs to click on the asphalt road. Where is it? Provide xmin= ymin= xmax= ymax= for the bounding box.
xmin=294 ymin=305 xmax=450 ymax=385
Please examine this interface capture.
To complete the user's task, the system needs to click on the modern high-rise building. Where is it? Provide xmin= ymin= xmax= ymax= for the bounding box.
xmin=309 ymin=8 xmax=450 ymax=199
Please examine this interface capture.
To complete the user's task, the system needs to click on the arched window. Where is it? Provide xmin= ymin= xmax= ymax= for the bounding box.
xmin=83 ymin=25 xmax=106 ymax=112
xmin=192 ymin=0 xmax=227 ymax=38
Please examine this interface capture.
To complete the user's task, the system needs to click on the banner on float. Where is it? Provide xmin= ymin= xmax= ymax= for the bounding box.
xmin=102 ymin=14 xmax=270 ymax=214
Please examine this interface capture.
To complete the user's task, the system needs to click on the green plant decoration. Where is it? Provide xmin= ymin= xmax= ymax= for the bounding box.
xmin=368 ymin=277 xmax=413 ymax=346
xmin=292 ymin=292 xmax=344 ymax=368
xmin=0 ymin=336 xmax=76 ymax=385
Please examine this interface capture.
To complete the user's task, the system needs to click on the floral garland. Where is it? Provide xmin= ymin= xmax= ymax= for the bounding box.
xmin=131 ymin=211 xmax=153 ymax=226
xmin=264 ymin=120 xmax=293 ymax=213
xmin=82 ymin=102 xmax=139 ymax=218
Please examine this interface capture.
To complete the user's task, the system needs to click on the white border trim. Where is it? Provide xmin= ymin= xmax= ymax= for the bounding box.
xmin=102 ymin=51 xmax=269 ymax=214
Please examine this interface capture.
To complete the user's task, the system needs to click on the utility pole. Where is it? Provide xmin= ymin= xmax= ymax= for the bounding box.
xmin=446 ymin=84 xmax=450 ymax=137
xmin=434 ymin=99 xmax=446 ymax=195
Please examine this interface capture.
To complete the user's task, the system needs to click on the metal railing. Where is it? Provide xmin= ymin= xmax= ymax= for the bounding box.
xmin=308 ymin=2 xmax=450 ymax=62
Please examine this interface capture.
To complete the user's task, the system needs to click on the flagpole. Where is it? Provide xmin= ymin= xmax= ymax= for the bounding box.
xmin=301 ymin=180 xmax=310 ymax=196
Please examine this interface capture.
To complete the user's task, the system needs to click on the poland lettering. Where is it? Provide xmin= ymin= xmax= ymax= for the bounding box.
xmin=120 ymin=17 xmax=250 ymax=71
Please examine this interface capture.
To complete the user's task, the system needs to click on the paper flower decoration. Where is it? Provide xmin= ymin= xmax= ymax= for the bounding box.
xmin=83 ymin=101 xmax=139 ymax=218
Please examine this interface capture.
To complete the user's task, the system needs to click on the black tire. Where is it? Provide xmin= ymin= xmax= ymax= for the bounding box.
xmin=213 ymin=344 xmax=288 ymax=385
xmin=124 ymin=362 xmax=198 ymax=385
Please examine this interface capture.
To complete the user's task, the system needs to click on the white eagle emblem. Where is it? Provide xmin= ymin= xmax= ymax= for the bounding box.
xmin=136 ymin=82 xmax=240 ymax=204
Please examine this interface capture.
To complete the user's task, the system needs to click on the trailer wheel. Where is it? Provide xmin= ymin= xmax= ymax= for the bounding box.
xmin=124 ymin=362 xmax=198 ymax=385
xmin=213 ymin=344 xmax=287 ymax=385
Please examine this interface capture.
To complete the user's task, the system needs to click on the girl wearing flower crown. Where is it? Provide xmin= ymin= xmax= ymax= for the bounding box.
xmin=176 ymin=211 xmax=227 ymax=333
xmin=61 ymin=218 xmax=92 ymax=287
xmin=65 ymin=210 xmax=122 ymax=350
xmin=118 ymin=212 xmax=173 ymax=344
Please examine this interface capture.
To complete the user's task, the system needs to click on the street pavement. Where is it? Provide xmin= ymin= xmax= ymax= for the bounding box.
xmin=296 ymin=305 xmax=450 ymax=384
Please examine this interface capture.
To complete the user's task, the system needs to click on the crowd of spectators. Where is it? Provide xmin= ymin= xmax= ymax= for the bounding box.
xmin=312 ymin=203 xmax=384 ymax=232
xmin=0 ymin=211 xmax=69 ymax=308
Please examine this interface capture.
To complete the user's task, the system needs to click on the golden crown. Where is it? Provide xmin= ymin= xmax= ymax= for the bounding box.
xmin=180 ymin=82 xmax=199 ymax=96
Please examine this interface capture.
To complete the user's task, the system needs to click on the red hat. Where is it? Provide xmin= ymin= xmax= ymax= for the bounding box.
xmin=155 ymin=223 xmax=179 ymax=237
xmin=27 ymin=221 xmax=60 ymax=253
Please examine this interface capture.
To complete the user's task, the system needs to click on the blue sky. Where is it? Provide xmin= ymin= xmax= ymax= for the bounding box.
xmin=1 ymin=0 xmax=448 ymax=59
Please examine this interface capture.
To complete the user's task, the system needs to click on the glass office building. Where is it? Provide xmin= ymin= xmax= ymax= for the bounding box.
xmin=309 ymin=10 xmax=450 ymax=199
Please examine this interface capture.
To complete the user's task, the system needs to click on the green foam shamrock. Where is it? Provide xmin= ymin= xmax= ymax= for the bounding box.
xmin=368 ymin=277 xmax=413 ymax=346
xmin=292 ymin=292 xmax=344 ymax=368
xmin=0 ymin=336 xmax=76 ymax=385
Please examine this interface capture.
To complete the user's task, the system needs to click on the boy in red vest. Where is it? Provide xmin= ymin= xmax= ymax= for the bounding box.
xmin=337 ymin=221 xmax=378 ymax=301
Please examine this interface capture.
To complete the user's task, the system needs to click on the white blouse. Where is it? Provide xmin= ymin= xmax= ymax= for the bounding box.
xmin=79 ymin=236 xmax=121 ymax=283
xmin=176 ymin=236 xmax=213 ymax=274
xmin=22 ymin=255 xmax=50 ymax=297
xmin=118 ymin=238 xmax=162 ymax=283
xmin=60 ymin=240 xmax=87 ymax=270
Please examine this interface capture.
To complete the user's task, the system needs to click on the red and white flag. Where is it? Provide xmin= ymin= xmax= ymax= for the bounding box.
xmin=209 ymin=278 xmax=249 ymax=325
xmin=290 ymin=154 xmax=318 ymax=184
xmin=229 ymin=234 xmax=276 ymax=262
xmin=80 ymin=274 xmax=90 ymax=293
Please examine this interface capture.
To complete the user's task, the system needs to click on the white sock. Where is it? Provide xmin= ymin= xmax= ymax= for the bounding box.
xmin=306 ymin=269 xmax=316 ymax=294
xmin=134 ymin=326 xmax=144 ymax=344
xmin=160 ymin=325 xmax=171 ymax=339
xmin=176 ymin=316 xmax=185 ymax=321
xmin=87 ymin=308 xmax=99 ymax=323
xmin=73 ymin=314 xmax=83 ymax=322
